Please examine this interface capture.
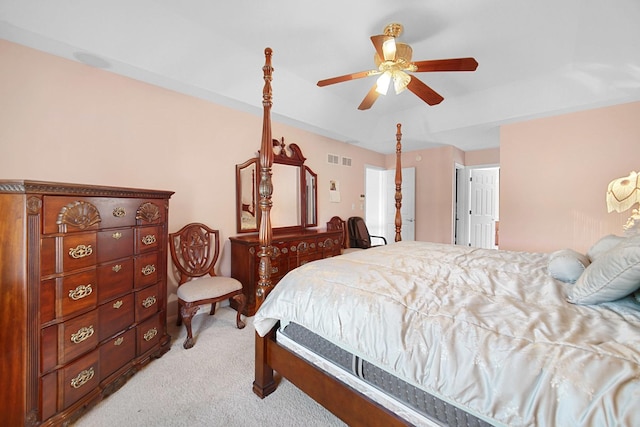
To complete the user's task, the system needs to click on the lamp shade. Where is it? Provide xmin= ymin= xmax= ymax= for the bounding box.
xmin=606 ymin=171 xmax=640 ymax=213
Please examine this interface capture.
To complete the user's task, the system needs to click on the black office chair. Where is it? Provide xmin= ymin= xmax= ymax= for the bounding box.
xmin=347 ymin=217 xmax=387 ymax=249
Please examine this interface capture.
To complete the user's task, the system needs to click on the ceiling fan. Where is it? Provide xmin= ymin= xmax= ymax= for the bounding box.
xmin=317 ymin=23 xmax=478 ymax=110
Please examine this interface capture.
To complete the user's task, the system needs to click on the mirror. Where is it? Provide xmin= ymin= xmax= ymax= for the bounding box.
xmin=235 ymin=139 xmax=318 ymax=233
xmin=236 ymin=158 xmax=258 ymax=232
xmin=305 ymin=166 xmax=317 ymax=226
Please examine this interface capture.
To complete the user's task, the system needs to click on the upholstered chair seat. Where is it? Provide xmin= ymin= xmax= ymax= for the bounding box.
xmin=169 ymin=223 xmax=246 ymax=349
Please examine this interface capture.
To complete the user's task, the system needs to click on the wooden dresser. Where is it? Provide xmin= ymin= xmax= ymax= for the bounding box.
xmin=0 ymin=180 xmax=174 ymax=426
xmin=229 ymin=229 xmax=342 ymax=316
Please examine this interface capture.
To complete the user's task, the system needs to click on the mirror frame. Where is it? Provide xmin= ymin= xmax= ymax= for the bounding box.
xmin=235 ymin=138 xmax=318 ymax=233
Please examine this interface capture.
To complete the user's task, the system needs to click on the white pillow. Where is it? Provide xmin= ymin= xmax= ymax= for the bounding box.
xmin=586 ymin=234 xmax=625 ymax=261
xmin=548 ymin=249 xmax=590 ymax=284
xmin=568 ymin=235 xmax=640 ymax=304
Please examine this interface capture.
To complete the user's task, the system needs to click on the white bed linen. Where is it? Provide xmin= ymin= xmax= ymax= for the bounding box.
xmin=254 ymin=241 xmax=640 ymax=427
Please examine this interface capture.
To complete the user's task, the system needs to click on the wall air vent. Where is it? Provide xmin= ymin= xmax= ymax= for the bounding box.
xmin=342 ymin=157 xmax=352 ymax=167
xmin=327 ymin=153 xmax=339 ymax=165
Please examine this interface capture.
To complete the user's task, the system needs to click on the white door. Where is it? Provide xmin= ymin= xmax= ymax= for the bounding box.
xmin=384 ymin=167 xmax=415 ymax=242
xmin=469 ymin=168 xmax=499 ymax=248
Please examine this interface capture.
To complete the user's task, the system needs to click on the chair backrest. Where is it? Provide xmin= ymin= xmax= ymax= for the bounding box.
xmin=169 ymin=223 xmax=220 ymax=285
xmin=347 ymin=216 xmax=372 ymax=249
xmin=326 ymin=216 xmax=348 ymax=249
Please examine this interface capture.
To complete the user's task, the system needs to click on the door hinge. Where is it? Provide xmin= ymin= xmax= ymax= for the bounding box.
xmin=469 ymin=210 xmax=472 ymax=215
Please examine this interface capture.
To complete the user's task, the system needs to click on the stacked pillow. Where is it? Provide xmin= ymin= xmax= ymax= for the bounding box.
xmin=548 ymin=249 xmax=591 ymax=284
xmin=566 ymin=234 xmax=640 ymax=305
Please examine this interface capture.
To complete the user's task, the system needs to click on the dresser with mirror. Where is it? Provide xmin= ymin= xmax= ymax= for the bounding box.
xmin=230 ymin=139 xmax=342 ymax=316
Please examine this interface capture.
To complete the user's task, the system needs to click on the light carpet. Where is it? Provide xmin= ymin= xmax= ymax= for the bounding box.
xmin=73 ymin=307 xmax=345 ymax=427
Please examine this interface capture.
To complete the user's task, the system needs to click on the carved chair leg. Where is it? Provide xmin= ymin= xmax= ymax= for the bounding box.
xmin=232 ymin=294 xmax=246 ymax=329
xmin=180 ymin=303 xmax=200 ymax=349
xmin=176 ymin=304 xmax=183 ymax=326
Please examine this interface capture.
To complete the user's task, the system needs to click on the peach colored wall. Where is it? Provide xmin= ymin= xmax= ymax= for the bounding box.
xmin=0 ymin=40 xmax=384 ymax=314
xmin=500 ymin=101 xmax=640 ymax=253
xmin=465 ymin=148 xmax=500 ymax=166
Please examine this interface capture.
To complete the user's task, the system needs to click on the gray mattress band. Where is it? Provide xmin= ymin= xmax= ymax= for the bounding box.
xmin=280 ymin=322 xmax=493 ymax=427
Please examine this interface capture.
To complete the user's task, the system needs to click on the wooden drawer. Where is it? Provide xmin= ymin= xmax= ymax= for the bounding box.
xmin=62 ymin=349 xmax=100 ymax=410
xmin=92 ymin=198 xmax=141 ymax=229
xmin=98 ymin=293 xmax=135 ymax=341
xmin=135 ymin=284 xmax=159 ymax=322
xmin=40 ymin=371 xmax=57 ymax=422
xmin=97 ymin=228 xmax=134 ymax=263
xmin=137 ymin=313 xmax=162 ymax=355
xmin=97 ymin=259 xmax=134 ymax=303
xmin=59 ymin=269 xmax=98 ymax=318
xmin=134 ymin=200 xmax=166 ymax=225
xmin=41 ymin=278 xmax=56 ymax=324
xmin=100 ymin=329 xmax=135 ymax=380
xmin=43 ymin=196 xmax=143 ymax=234
xmin=135 ymin=225 xmax=162 ymax=254
xmin=134 ymin=252 xmax=159 ymax=289
xmin=41 ymin=236 xmax=57 ymax=277
xmin=61 ymin=232 xmax=98 ymax=272
xmin=42 ymin=196 xmax=103 ymax=235
xmin=60 ymin=310 xmax=99 ymax=365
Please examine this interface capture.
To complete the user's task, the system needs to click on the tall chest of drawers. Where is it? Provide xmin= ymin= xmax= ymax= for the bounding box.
xmin=0 ymin=180 xmax=174 ymax=426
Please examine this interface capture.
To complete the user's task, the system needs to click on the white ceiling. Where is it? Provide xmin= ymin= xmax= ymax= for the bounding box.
xmin=2 ymin=0 xmax=640 ymax=154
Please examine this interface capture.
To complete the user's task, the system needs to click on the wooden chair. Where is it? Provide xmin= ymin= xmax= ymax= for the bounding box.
xmin=169 ymin=223 xmax=246 ymax=349
xmin=326 ymin=216 xmax=361 ymax=254
xmin=347 ymin=216 xmax=387 ymax=249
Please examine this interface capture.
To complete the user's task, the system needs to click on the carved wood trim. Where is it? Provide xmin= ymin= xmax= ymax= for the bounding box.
xmin=0 ymin=180 xmax=174 ymax=199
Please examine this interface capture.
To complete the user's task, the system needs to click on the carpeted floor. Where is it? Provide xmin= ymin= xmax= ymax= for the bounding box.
xmin=73 ymin=307 xmax=346 ymax=426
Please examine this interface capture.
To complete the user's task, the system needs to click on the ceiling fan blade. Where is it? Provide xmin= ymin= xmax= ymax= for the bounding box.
xmin=406 ymin=77 xmax=444 ymax=106
xmin=317 ymin=70 xmax=378 ymax=87
xmin=358 ymin=85 xmax=380 ymax=110
xmin=412 ymin=57 xmax=478 ymax=72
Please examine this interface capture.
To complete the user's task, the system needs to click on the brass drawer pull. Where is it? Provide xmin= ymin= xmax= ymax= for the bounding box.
xmin=113 ymin=207 xmax=126 ymax=218
xmin=69 ymin=244 xmax=92 ymax=259
xmin=142 ymin=296 xmax=157 ymax=308
xmin=141 ymin=234 xmax=156 ymax=245
xmin=141 ymin=264 xmax=156 ymax=276
xmin=113 ymin=300 xmax=123 ymax=309
xmin=70 ymin=367 xmax=94 ymax=389
xmin=114 ymin=337 xmax=124 ymax=346
xmin=70 ymin=325 xmax=94 ymax=344
xmin=112 ymin=231 xmax=122 ymax=240
xmin=68 ymin=284 xmax=93 ymax=301
xmin=112 ymin=264 xmax=122 ymax=273
xmin=143 ymin=328 xmax=157 ymax=342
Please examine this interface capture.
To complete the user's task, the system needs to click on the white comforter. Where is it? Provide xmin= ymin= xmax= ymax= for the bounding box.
xmin=254 ymin=241 xmax=640 ymax=426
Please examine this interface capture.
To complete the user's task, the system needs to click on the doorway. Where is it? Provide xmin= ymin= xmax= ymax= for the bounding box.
xmin=365 ymin=165 xmax=415 ymax=243
xmin=455 ymin=165 xmax=499 ymax=249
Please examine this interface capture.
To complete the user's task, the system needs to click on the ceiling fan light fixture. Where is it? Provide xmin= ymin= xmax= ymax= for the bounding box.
xmin=375 ymin=71 xmax=392 ymax=95
xmin=382 ymin=38 xmax=397 ymax=61
xmin=393 ymin=71 xmax=411 ymax=94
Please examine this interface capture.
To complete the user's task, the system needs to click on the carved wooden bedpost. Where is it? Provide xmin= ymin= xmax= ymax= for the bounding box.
xmin=256 ymin=48 xmax=274 ymax=307
xmin=394 ymin=123 xmax=403 ymax=242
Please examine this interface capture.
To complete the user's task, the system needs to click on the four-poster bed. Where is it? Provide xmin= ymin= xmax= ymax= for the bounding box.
xmin=251 ymin=48 xmax=640 ymax=426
